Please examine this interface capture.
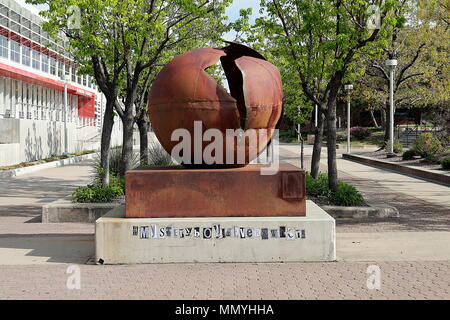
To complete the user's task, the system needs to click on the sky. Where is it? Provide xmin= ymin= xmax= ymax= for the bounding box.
xmin=16 ymin=0 xmax=46 ymax=15
xmin=223 ymin=0 xmax=261 ymax=40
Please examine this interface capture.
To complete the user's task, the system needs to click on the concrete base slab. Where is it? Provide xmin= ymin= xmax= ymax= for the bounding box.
xmin=95 ymin=200 xmax=335 ymax=264
xmin=42 ymin=198 xmax=120 ymax=223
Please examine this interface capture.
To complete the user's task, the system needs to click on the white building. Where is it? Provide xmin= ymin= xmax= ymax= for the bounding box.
xmin=0 ymin=0 xmax=122 ymax=167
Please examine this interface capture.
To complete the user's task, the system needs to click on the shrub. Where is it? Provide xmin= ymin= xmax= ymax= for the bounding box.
xmin=146 ymin=142 xmax=175 ymax=166
xmin=306 ymin=172 xmax=364 ymax=206
xmin=413 ymin=132 xmax=443 ymax=160
xmin=72 ymin=184 xmax=124 ymax=203
xmin=305 ymin=172 xmax=330 ymax=198
xmin=336 ymin=131 xmax=347 ymax=142
xmin=385 ymin=140 xmax=403 ymax=153
xmin=279 ymin=130 xmax=297 ymax=142
xmin=72 ymin=175 xmax=124 ymax=203
xmin=441 ymin=156 xmax=450 ymax=170
xmin=93 ymin=147 xmax=140 ymax=179
xmin=402 ymin=149 xmax=416 ymax=160
xmin=329 ymin=181 xmax=365 ymax=206
xmin=350 ymin=126 xmax=371 ymax=140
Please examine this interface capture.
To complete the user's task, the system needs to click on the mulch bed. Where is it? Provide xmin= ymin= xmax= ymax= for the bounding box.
xmin=356 ymin=150 xmax=446 ymax=172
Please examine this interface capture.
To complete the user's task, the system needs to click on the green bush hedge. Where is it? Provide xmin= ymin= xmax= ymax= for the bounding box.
xmin=413 ymin=132 xmax=443 ymax=161
xmin=402 ymin=149 xmax=416 ymax=160
xmin=306 ymin=172 xmax=365 ymax=206
xmin=385 ymin=140 xmax=403 ymax=153
xmin=441 ymin=156 xmax=450 ymax=170
xmin=306 ymin=172 xmax=331 ymax=198
xmin=350 ymin=126 xmax=371 ymax=140
xmin=72 ymin=175 xmax=124 ymax=203
xmin=330 ymin=181 xmax=365 ymax=206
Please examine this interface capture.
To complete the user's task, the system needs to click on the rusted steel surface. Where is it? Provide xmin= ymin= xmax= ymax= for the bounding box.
xmin=147 ymin=41 xmax=283 ymax=167
xmin=125 ymin=164 xmax=306 ymax=218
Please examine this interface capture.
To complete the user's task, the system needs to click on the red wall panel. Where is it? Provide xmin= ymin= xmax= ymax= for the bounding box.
xmin=77 ymin=95 xmax=95 ymax=118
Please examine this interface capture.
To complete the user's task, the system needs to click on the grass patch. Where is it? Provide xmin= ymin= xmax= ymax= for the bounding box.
xmin=358 ymin=130 xmax=385 ymax=146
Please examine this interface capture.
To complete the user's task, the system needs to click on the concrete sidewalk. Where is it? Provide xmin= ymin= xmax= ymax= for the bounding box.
xmin=279 ymin=144 xmax=450 ymax=232
xmin=280 ymin=143 xmax=449 ymax=209
xmin=0 ymin=161 xmax=95 ymax=235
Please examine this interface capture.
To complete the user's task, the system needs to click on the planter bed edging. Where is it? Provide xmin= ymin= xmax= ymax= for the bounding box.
xmin=320 ymin=203 xmax=399 ymax=219
xmin=343 ymin=153 xmax=450 ymax=186
xmin=0 ymin=152 xmax=97 ymax=179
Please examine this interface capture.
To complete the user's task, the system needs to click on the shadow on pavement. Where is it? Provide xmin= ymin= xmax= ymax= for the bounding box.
xmin=0 ymin=233 xmax=94 ymax=264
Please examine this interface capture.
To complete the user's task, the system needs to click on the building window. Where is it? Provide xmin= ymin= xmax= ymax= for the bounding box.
xmin=0 ymin=35 xmax=7 ymax=58
xmin=22 ymin=46 xmax=31 ymax=66
xmin=58 ymin=61 xmax=63 ymax=77
xmin=10 ymin=40 xmax=20 ymax=63
xmin=50 ymin=57 xmax=57 ymax=75
xmin=82 ymin=75 xmax=86 ymax=86
xmin=65 ymin=64 xmax=70 ymax=78
xmin=71 ymin=67 xmax=76 ymax=82
xmin=32 ymin=50 xmax=40 ymax=70
xmin=42 ymin=54 xmax=49 ymax=73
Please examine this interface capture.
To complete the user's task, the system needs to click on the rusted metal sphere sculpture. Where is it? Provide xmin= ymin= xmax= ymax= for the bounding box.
xmin=147 ymin=41 xmax=283 ymax=167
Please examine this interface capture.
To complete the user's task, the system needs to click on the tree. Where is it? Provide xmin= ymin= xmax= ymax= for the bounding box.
xmin=30 ymin=0 xmax=132 ymax=185
xmin=247 ymin=0 xmax=400 ymax=191
xmin=353 ymin=0 xmax=449 ymax=145
xmin=278 ymin=59 xmax=314 ymax=169
xmin=31 ymin=0 xmax=231 ymax=179
xmin=111 ymin=1 xmax=231 ymax=175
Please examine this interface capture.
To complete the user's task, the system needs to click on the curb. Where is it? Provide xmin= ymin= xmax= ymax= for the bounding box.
xmin=321 ymin=203 xmax=399 ymax=219
xmin=336 ymin=144 xmax=377 ymax=150
xmin=0 ymin=152 xmax=97 ymax=179
xmin=342 ymin=153 xmax=450 ymax=186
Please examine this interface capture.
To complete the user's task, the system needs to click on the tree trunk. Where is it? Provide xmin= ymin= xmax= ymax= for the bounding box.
xmin=120 ymin=112 xmax=135 ymax=177
xmin=310 ymin=106 xmax=324 ymax=179
xmin=380 ymin=107 xmax=386 ymax=127
xmin=326 ymin=97 xmax=339 ymax=193
xmin=370 ymin=110 xmax=378 ymax=127
xmin=137 ymin=112 xmax=149 ymax=165
xmin=100 ymin=98 xmax=115 ymax=186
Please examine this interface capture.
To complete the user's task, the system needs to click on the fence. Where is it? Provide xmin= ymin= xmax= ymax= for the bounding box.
xmin=397 ymin=124 xmax=443 ymax=148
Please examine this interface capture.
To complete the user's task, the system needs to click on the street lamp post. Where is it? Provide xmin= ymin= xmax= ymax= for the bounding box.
xmin=344 ymin=84 xmax=353 ymax=154
xmin=385 ymin=59 xmax=397 ymax=157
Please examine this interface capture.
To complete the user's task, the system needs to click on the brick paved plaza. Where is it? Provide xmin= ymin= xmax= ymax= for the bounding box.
xmin=0 ymin=145 xmax=449 ymax=299
xmin=1 ymin=262 xmax=449 ymax=300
